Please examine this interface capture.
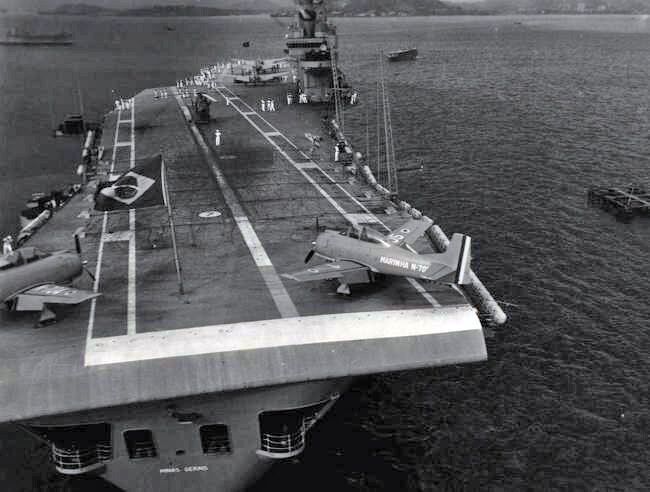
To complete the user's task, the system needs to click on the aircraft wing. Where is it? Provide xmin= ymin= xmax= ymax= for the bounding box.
xmin=282 ymin=260 xmax=368 ymax=282
xmin=12 ymin=284 xmax=100 ymax=311
xmin=258 ymin=71 xmax=289 ymax=81
xmin=384 ymin=217 xmax=434 ymax=248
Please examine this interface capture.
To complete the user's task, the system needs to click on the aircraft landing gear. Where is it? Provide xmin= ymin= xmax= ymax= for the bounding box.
xmin=36 ymin=306 xmax=57 ymax=327
xmin=336 ymin=282 xmax=351 ymax=295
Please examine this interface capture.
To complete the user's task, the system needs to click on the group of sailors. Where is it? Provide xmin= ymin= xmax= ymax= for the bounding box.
xmin=153 ymin=89 xmax=170 ymax=99
xmin=285 ymin=92 xmax=309 ymax=105
xmin=176 ymin=59 xmax=255 ymax=91
xmin=259 ymin=99 xmax=278 ymax=112
xmin=114 ymin=97 xmax=134 ymax=111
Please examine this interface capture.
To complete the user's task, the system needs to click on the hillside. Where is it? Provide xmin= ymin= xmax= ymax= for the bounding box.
xmin=462 ymin=0 xmax=650 ymax=14
xmin=40 ymin=3 xmax=274 ymax=16
xmin=328 ymin=0 xmax=465 ymax=15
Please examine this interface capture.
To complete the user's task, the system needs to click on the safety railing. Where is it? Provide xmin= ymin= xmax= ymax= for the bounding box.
xmin=257 ymin=425 xmax=306 ymax=459
xmin=52 ymin=441 xmax=112 ymax=475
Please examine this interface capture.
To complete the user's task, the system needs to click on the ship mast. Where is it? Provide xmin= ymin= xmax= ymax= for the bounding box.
xmin=377 ymin=51 xmax=398 ymax=195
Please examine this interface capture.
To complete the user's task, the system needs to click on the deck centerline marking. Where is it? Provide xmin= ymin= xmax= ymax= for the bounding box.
xmin=213 ymin=87 xmax=440 ymax=308
xmin=174 ymin=93 xmax=299 ymax=319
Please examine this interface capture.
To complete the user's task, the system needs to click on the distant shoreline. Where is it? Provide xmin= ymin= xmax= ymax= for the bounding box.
xmin=38 ymin=5 xmax=262 ymax=17
xmin=33 ymin=3 xmax=650 ymax=18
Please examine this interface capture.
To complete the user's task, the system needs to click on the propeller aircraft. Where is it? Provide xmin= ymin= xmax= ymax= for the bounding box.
xmin=282 ymin=217 xmax=471 ymax=295
xmin=0 ymin=230 xmax=100 ymax=326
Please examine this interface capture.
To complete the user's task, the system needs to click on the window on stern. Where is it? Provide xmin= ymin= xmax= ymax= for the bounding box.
xmin=200 ymin=424 xmax=231 ymax=455
xmin=123 ymin=429 xmax=157 ymax=459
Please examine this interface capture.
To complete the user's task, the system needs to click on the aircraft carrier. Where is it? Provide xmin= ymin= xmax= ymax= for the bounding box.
xmin=0 ymin=2 xmax=505 ymax=490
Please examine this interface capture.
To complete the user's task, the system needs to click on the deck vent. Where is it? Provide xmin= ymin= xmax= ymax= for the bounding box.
xmin=124 ymin=429 xmax=157 ymax=459
xmin=200 ymin=424 xmax=231 ymax=455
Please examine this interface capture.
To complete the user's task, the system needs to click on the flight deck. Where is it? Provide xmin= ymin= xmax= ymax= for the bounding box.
xmin=0 ymin=81 xmax=486 ymax=423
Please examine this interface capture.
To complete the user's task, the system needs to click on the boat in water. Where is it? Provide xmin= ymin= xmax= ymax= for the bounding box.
xmin=0 ymin=28 xmax=74 ymax=45
xmin=0 ymin=1 xmax=504 ymax=490
xmin=386 ymin=47 xmax=418 ymax=62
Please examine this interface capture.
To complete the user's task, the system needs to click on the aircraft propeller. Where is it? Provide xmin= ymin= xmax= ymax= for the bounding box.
xmin=304 ymin=241 xmax=317 ymax=263
xmin=74 ymin=228 xmax=95 ymax=281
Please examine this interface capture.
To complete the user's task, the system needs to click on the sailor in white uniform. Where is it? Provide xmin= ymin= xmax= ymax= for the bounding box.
xmin=2 ymin=236 xmax=13 ymax=256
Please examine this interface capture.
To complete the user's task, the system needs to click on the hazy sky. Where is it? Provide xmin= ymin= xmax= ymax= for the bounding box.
xmin=0 ymin=0 xmax=479 ymax=12
xmin=0 ymin=0 xmax=292 ymax=10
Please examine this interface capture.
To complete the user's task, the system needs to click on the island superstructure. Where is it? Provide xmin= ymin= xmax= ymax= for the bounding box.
xmin=0 ymin=2 xmax=505 ymax=490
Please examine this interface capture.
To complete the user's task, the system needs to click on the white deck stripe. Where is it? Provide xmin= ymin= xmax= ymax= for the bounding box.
xmin=102 ymin=230 xmax=133 ymax=242
xmin=406 ymin=278 xmax=442 ymax=307
xmin=86 ymin=108 xmax=121 ymax=343
xmin=214 ymin=87 xmax=440 ymax=308
xmin=126 ymin=100 xmax=136 ymax=335
xmin=84 ymin=307 xmax=479 ymax=366
xmin=174 ymin=94 xmax=298 ymax=319
xmin=127 ymin=99 xmax=136 ymax=335
xmin=234 ymin=217 xmax=272 ymax=266
xmin=86 ymin=213 xmax=107 ymax=344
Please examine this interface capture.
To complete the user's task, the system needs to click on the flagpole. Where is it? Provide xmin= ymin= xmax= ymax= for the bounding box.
xmin=162 ymin=158 xmax=185 ymax=295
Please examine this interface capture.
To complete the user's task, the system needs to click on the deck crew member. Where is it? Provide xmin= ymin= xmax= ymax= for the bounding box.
xmin=287 ymin=92 xmax=293 ymax=105
xmin=2 ymin=235 xmax=13 ymax=256
xmin=214 ymin=129 xmax=221 ymax=146
xmin=334 ymin=141 xmax=345 ymax=162
xmin=309 ymin=135 xmax=321 ymax=158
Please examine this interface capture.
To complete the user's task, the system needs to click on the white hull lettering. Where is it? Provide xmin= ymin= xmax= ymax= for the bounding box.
xmin=160 ymin=465 xmax=209 ymax=474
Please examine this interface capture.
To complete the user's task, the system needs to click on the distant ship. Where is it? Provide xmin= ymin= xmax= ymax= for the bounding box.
xmin=386 ymin=47 xmax=418 ymax=62
xmin=0 ymin=28 xmax=74 ymax=45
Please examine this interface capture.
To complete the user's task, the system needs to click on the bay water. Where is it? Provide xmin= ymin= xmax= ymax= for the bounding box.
xmin=0 ymin=13 xmax=648 ymax=491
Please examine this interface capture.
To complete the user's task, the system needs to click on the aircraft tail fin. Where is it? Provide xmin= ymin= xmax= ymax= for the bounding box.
xmin=446 ymin=233 xmax=471 ymax=284
xmin=426 ymin=234 xmax=471 ymax=285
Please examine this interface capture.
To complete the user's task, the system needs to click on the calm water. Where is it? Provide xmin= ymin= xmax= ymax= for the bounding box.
xmin=1 ymin=13 xmax=649 ymax=491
